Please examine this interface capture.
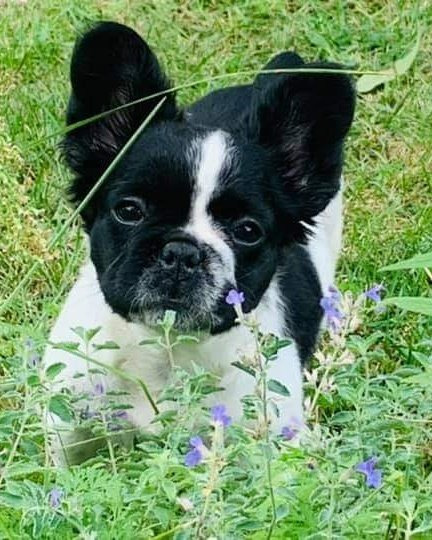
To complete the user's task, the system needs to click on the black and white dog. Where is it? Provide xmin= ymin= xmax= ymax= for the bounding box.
xmin=45 ymin=22 xmax=355 ymax=464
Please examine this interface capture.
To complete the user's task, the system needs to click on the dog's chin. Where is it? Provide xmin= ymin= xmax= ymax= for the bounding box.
xmin=129 ymin=302 xmax=216 ymax=334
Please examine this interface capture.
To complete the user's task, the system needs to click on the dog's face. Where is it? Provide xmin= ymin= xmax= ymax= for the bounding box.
xmin=62 ymin=22 xmax=355 ymax=333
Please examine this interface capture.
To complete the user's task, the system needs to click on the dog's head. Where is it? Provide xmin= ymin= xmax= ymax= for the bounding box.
xmin=62 ymin=22 xmax=355 ymax=333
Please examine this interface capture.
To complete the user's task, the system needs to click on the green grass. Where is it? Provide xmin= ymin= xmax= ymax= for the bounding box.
xmin=1 ymin=0 xmax=431 ymax=538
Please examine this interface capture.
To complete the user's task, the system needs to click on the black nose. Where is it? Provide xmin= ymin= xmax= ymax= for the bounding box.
xmin=160 ymin=241 xmax=203 ymax=272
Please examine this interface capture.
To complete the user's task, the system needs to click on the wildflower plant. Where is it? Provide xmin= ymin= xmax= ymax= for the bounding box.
xmin=1 ymin=2 xmax=431 ymax=537
xmin=3 ymin=273 xmax=432 ymax=538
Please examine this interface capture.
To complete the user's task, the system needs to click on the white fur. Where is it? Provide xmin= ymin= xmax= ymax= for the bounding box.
xmin=184 ymin=130 xmax=236 ymax=284
xmin=307 ymin=186 xmax=343 ymax=294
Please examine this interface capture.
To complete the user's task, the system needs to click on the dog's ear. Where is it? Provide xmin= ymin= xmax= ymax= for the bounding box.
xmin=63 ymin=22 xmax=178 ymax=206
xmin=250 ymin=57 xmax=355 ymax=221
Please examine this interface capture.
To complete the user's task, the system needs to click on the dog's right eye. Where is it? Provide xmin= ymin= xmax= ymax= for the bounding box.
xmin=112 ymin=199 xmax=144 ymax=225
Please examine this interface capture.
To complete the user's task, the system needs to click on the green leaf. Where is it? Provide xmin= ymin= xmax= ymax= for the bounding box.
xmin=236 ymin=520 xmax=263 ymax=531
xmin=394 ymin=31 xmax=422 ymax=75
xmin=269 ymin=400 xmax=280 ymax=419
xmin=231 ymin=361 xmax=256 ymax=378
xmin=405 ymin=371 xmax=432 ymax=387
xmin=72 ymin=326 xmax=101 ymax=344
xmin=70 ymin=326 xmax=86 ymax=341
xmin=161 ymin=480 xmax=177 ymax=501
xmin=267 ymin=379 xmax=291 ymax=396
xmin=45 ymin=362 xmax=66 ymax=380
xmin=92 ymin=341 xmax=120 ymax=351
xmin=381 ymin=251 xmax=432 ymax=271
xmin=383 ymin=296 xmax=432 ymax=316
xmin=276 ymin=503 xmax=290 ymax=520
xmin=0 ymin=492 xmax=26 ymax=509
xmin=357 ymin=31 xmax=421 ymax=93
xmin=48 ymin=395 xmax=74 ymax=422
xmin=175 ymin=335 xmax=200 ymax=345
xmin=357 ymin=70 xmax=394 ymax=93
xmin=26 ymin=374 xmax=40 ymax=386
xmin=4 ymin=463 xmax=44 ymax=479
xmin=52 ymin=341 xmax=79 ymax=352
xmin=151 ymin=409 xmax=177 ymax=424
xmin=260 ymin=334 xmax=292 ymax=360
xmin=139 ymin=338 xmax=160 ymax=346
xmin=330 ymin=411 xmax=356 ymax=425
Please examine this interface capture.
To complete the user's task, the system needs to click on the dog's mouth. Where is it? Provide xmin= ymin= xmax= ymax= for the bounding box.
xmin=99 ymin=262 xmax=237 ymax=333
xmin=126 ymin=285 xmax=237 ymax=334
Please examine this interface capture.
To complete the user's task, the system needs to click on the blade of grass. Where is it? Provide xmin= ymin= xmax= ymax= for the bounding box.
xmin=21 ymin=67 xmax=387 ymax=149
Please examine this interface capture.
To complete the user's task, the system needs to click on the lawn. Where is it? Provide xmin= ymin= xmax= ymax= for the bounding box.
xmin=0 ymin=0 xmax=431 ymax=538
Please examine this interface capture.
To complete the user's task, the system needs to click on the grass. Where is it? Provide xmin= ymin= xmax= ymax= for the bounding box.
xmin=0 ymin=0 xmax=431 ymax=538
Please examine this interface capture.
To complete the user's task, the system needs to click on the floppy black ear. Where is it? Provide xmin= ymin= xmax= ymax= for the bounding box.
xmin=251 ymin=57 xmax=355 ymax=221
xmin=63 ymin=22 xmax=178 ymax=205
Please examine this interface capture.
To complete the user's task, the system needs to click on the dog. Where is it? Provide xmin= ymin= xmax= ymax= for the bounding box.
xmin=44 ymin=21 xmax=355 ymax=464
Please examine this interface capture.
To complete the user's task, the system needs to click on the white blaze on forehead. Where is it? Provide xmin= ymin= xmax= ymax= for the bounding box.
xmin=185 ymin=130 xmax=236 ymax=284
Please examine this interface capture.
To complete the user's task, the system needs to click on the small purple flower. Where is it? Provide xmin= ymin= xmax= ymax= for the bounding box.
xmin=281 ymin=416 xmax=302 ymax=441
xmin=328 ymin=286 xmax=341 ymax=301
xmin=211 ymin=404 xmax=232 ymax=427
xmin=225 ymin=289 xmax=245 ymax=306
xmin=281 ymin=425 xmax=299 ymax=441
xmin=320 ymin=286 xmax=344 ymax=332
xmin=94 ymin=382 xmax=105 ymax=396
xmin=49 ymin=487 xmax=63 ymax=508
xmin=190 ymin=435 xmax=204 ymax=448
xmin=281 ymin=426 xmax=297 ymax=440
xmin=364 ymin=284 xmax=384 ymax=302
xmin=108 ymin=410 xmax=128 ymax=431
xmin=111 ymin=410 xmax=128 ymax=420
xmin=356 ymin=456 xmax=382 ymax=489
xmin=185 ymin=436 xmax=205 ymax=467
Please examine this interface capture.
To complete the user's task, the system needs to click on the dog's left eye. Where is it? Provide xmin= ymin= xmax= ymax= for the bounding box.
xmin=232 ymin=218 xmax=264 ymax=246
xmin=112 ymin=199 xmax=144 ymax=225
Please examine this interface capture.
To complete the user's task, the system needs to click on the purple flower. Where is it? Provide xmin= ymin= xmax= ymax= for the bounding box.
xmin=111 ymin=410 xmax=128 ymax=420
xmin=281 ymin=426 xmax=298 ymax=441
xmin=281 ymin=416 xmax=302 ymax=441
xmin=185 ymin=436 xmax=205 ymax=467
xmin=94 ymin=382 xmax=105 ymax=396
xmin=108 ymin=410 xmax=128 ymax=431
xmin=211 ymin=404 xmax=232 ymax=427
xmin=356 ymin=456 xmax=382 ymax=489
xmin=328 ymin=285 xmax=341 ymax=301
xmin=320 ymin=286 xmax=344 ymax=332
xmin=48 ymin=487 xmax=63 ymax=508
xmin=281 ymin=426 xmax=297 ymax=440
xmin=190 ymin=435 xmax=204 ymax=448
xmin=225 ymin=289 xmax=245 ymax=306
xmin=364 ymin=284 xmax=384 ymax=302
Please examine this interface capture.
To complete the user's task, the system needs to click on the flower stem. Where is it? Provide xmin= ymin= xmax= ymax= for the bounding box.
xmin=250 ymin=320 xmax=277 ymax=539
xmin=195 ymin=424 xmax=223 ymax=538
